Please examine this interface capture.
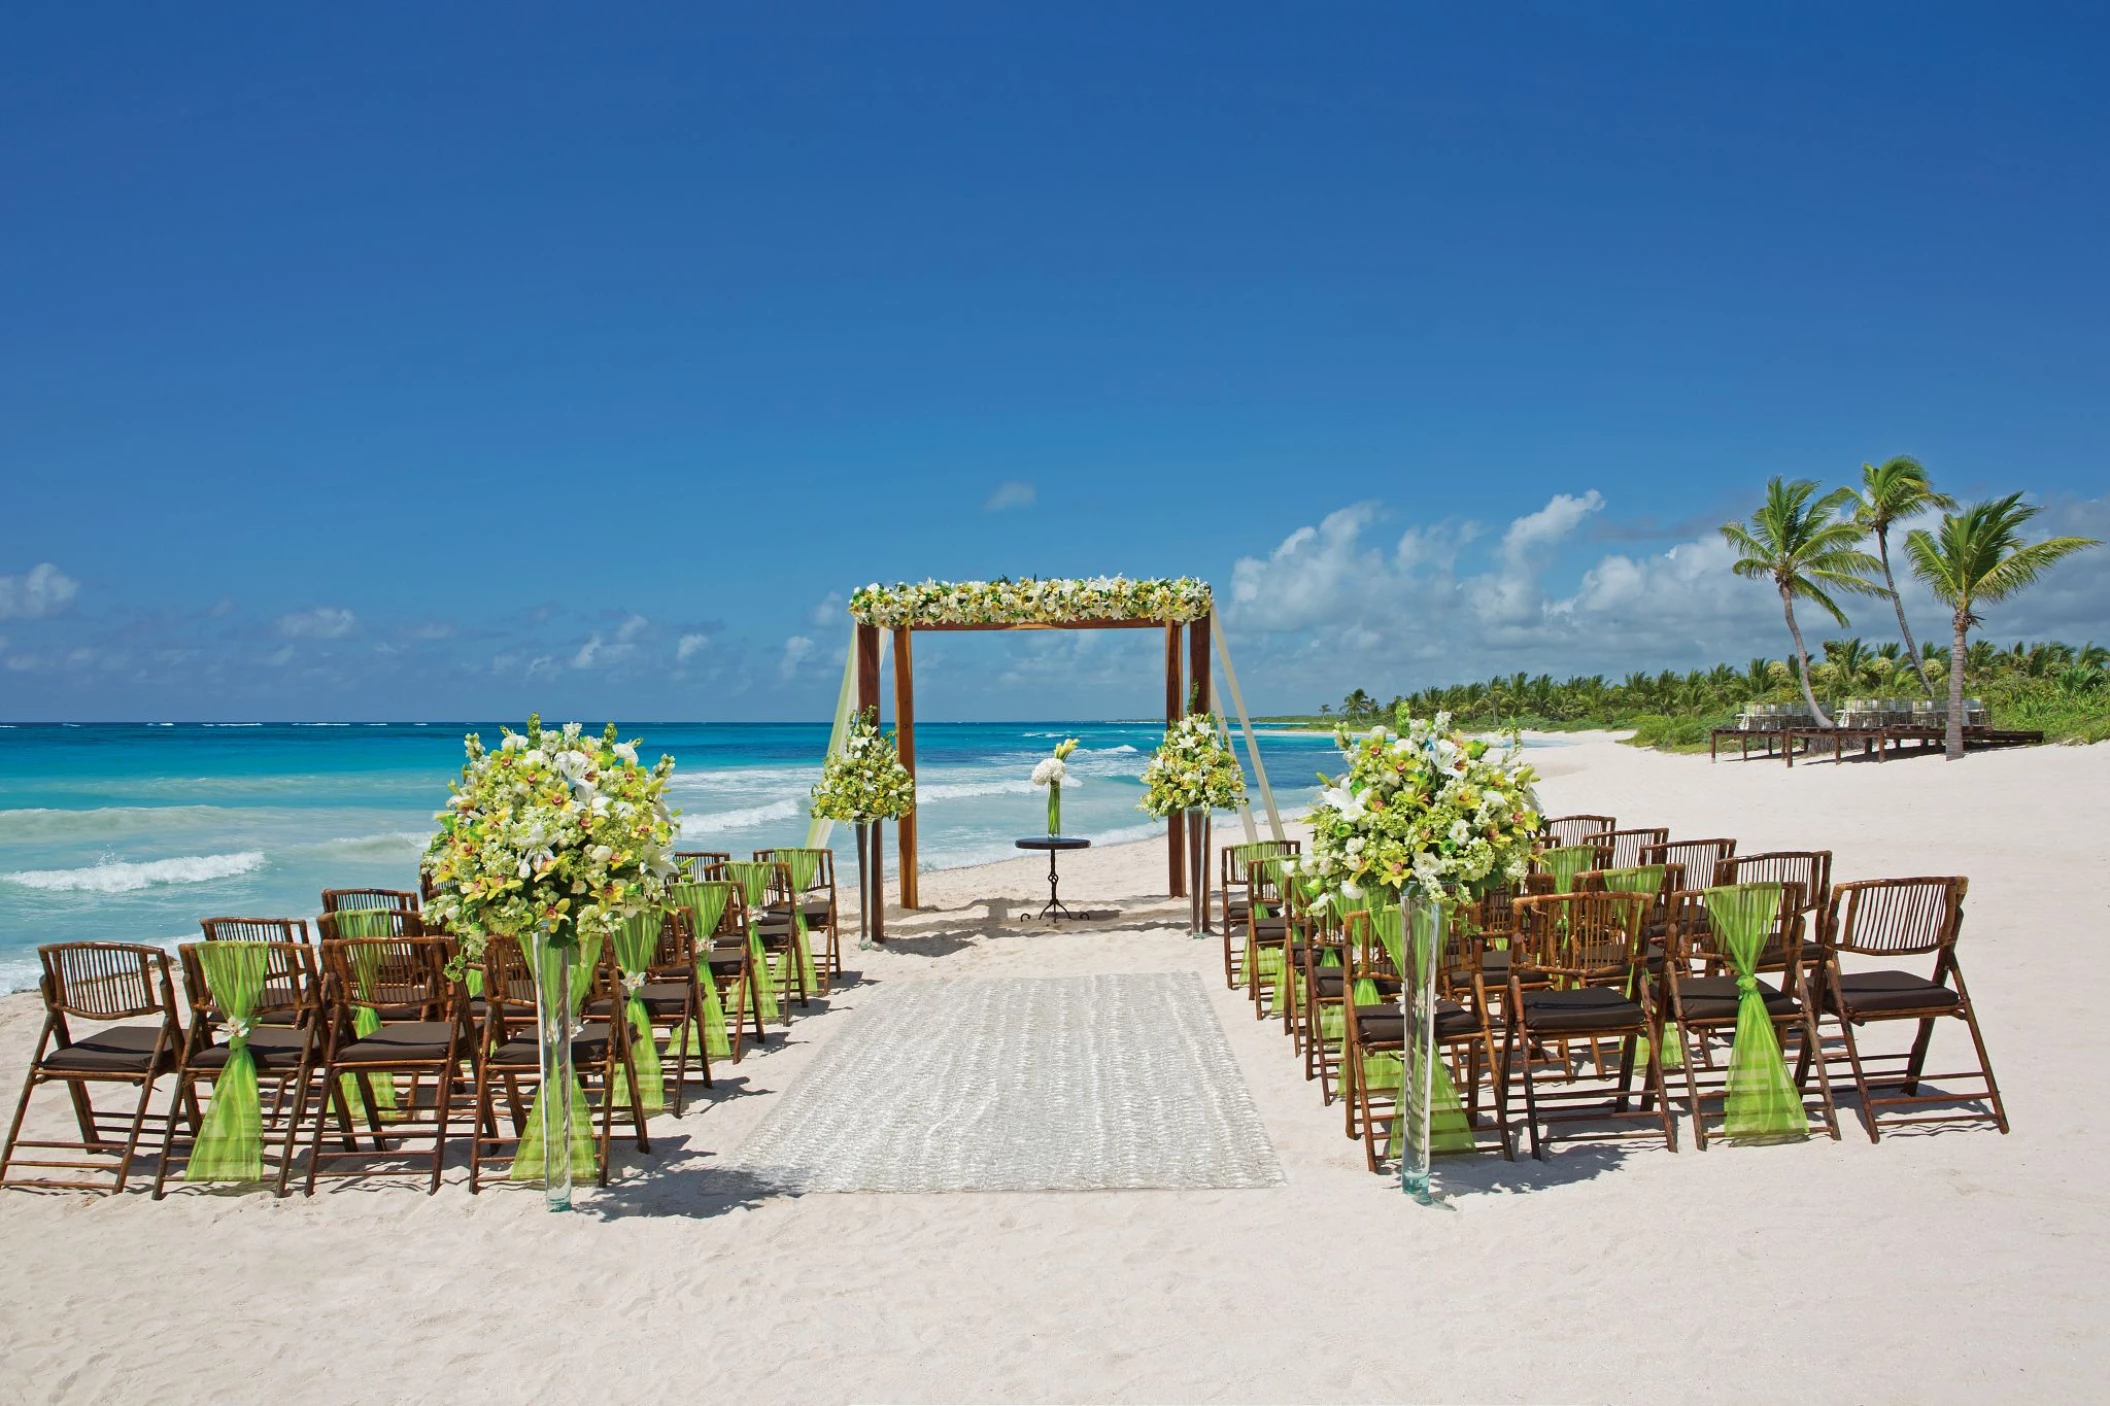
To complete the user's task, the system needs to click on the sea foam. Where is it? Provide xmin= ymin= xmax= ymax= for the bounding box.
xmin=3 ymin=852 xmax=267 ymax=894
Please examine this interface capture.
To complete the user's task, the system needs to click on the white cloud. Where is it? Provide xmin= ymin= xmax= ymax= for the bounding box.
xmin=984 ymin=480 xmax=1037 ymax=512
xmin=779 ymin=634 xmax=815 ymax=681
xmin=572 ymin=614 xmax=649 ymax=669
xmin=412 ymin=622 xmax=454 ymax=640
xmin=677 ymin=632 xmax=710 ymax=662
xmin=0 ymin=563 xmax=80 ymax=619
xmin=807 ymin=592 xmax=846 ymax=628
xmin=277 ymin=607 xmax=355 ymax=639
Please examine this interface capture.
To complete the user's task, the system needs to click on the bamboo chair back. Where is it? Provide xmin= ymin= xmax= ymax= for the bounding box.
xmin=1826 ymin=877 xmax=1967 ymax=958
xmin=39 ymin=942 xmax=177 ymax=1022
xmin=1576 ymin=862 xmax=1687 ymax=930
xmin=316 ymin=908 xmax=423 ymax=942
xmin=1542 ymin=814 xmax=1616 ymax=848
xmin=650 ymin=907 xmax=697 ymax=971
xmin=479 ymin=936 xmax=541 ymax=1038
xmin=675 ymin=851 xmax=732 ymax=880
xmin=1342 ymin=909 xmax=1400 ymax=994
xmin=1642 ymin=837 xmax=1736 ymax=877
xmin=320 ymin=888 xmax=420 ymax=915
xmin=1222 ymin=839 xmax=1300 ymax=886
xmin=1247 ymin=856 xmax=1288 ymax=919
xmin=320 ymin=936 xmax=451 ymax=1021
xmin=179 ymin=940 xmax=318 ymax=1029
xmin=1712 ymin=852 xmax=1831 ymax=920
xmin=755 ymin=847 xmax=835 ymax=891
xmin=1510 ymin=892 xmax=1650 ymax=985
xmin=201 ymin=917 xmax=312 ymax=945
xmin=1607 ymin=827 xmax=1670 ymax=871
xmin=1471 ymin=874 xmax=1554 ymax=940
xmin=1664 ymin=883 xmax=1807 ymax=978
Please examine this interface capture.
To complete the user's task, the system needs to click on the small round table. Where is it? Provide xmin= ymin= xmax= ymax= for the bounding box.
xmin=1015 ymin=836 xmax=1092 ymax=921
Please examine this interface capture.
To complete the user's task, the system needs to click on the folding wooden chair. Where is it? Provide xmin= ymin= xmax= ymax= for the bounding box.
xmin=1660 ymin=887 xmax=1838 ymax=1147
xmin=1502 ymin=891 xmax=1677 ymax=1159
xmin=756 ymin=847 xmax=841 ymax=988
xmin=1 ymin=943 xmax=185 ymax=1194
xmin=154 ymin=940 xmax=326 ymax=1196
xmin=299 ymin=935 xmax=470 ymax=1194
xmin=1244 ymin=859 xmax=1293 ymax=1019
xmin=1811 ymin=877 xmax=2007 ymax=1142
xmin=1218 ymin=839 xmax=1299 ymax=988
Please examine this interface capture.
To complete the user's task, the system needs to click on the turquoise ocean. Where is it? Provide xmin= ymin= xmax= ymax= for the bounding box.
xmin=0 ymin=721 xmax=1351 ymax=993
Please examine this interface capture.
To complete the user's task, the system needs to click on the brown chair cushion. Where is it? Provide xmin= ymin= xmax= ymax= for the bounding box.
xmin=1250 ymin=918 xmax=1289 ymax=941
xmin=335 ymin=1021 xmax=459 ymax=1064
xmin=1311 ymin=970 xmax=1346 ymax=996
xmin=1672 ymin=975 xmax=1801 ymax=1023
xmin=192 ymin=1027 xmax=313 ymax=1072
xmin=1356 ymin=999 xmax=1475 ymax=1045
xmin=1829 ymin=970 xmax=1961 ymax=1016
xmin=1519 ymin=987 xmax=1644 ymax=1034
xmin=487 ymin=1023 xmax=616 ymax=1069
xmin=41 ymin=1024 xmax=175 ymax=1074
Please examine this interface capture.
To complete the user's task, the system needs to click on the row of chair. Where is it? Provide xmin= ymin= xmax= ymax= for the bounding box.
xmin=1217 ymin=814 xmax=2007 ymax=1170
xmin=0 ymin=848 xmax=845 ymax=1197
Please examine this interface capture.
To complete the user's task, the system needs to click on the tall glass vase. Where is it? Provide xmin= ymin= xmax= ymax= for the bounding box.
xmin=1048 ymin=781 xmax=1061 ymax=836
xmin=1400 ymin=892 xmax=1444 ymax=1205
xmin=854 ymin=822 xmax=873 ymax=950
xmin=1186 ymin=807 xmax=1207 ymax=937
xmin=531 ymin=924 xmax=578 ymax=1214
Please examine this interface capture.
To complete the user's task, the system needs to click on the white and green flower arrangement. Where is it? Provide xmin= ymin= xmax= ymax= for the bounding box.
xmin=810 ymin=708 xmax=917 ymax=823
xmin=1031 ymin=737 xmax=1080 ymax=834
xmin=421 ymin=716 xmax=680 ymax=958
xmin=1303 ymin=713 xmax=1541 ymax=906
xmin=1139 ymin=712 xmax=1247 ymax=818
xmin=848 ymin=575 xmax=1213 ymax=629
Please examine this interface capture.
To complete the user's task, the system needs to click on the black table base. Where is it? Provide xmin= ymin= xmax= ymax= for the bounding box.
xmin=1015 ymin=836 xmax=1092 ymax=922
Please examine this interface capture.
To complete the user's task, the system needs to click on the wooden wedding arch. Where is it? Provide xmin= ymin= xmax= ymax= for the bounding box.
xmin=822 ymin=577 xmax=1279 ymax=941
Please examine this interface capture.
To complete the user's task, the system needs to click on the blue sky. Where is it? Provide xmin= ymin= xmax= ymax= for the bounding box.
xmin=3 ymin=3 xmax=2106 ymax=721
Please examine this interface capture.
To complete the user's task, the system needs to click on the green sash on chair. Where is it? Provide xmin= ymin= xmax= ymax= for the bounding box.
xmin=512 ymin=933 xmax=601 ymax=1181
xmin=609 ymin=911 xmax=664 ymax=1114
xmin=1601 ymin=865 xmax=1681 ymax=1070
xmin=668 ymin=881 xmax=735 ymax=1059
xmin=1706 ymin=882 xmax=1809 ymax=1143
xmin=333 ymin=909 xmax=398 ymax=1115
xmin=725 ymin=862 xmax=784 ymax=1021
xmin=186 ymin=942 xmax=268 ymax=1183
xmin=1535 ymin=844 xmax=1598 ymax=894
xmin=1248 ymin=858 xmax=1289 ymax=1009
xmin=783 ymin=850 xmax=824 ymax=992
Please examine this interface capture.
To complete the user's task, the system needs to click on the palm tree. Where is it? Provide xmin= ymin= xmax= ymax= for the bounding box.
xmin=1903 ymin=493 xmax=2101 ymax=759
xmin=1722 ymin=478 xmax=1885 ymax=726
xmin=1852 ymin=457 xmax=1956 ymax=697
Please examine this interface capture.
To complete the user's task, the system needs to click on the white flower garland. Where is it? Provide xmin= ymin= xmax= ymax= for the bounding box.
xmin=847 ymin=576 xmax=1213 ymax=628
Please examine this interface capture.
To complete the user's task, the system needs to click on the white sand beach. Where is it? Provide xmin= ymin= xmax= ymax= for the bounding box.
xmin=2 ymin=732 xmax=2106 ymax=1404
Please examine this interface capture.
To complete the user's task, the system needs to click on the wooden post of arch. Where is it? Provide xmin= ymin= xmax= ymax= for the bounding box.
xmin=856 ymin=623 xmax=885 ymax=942
xmin=1165 ymin=623 xmax=1185 ymax=897
xmin=1189 ymin=612 xmax=1212 ymax=926
xmin=893 ymin=626 xmax=919 ymax=910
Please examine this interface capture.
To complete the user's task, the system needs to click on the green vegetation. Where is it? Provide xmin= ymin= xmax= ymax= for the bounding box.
xmin=1266 ymin=638 xmax=2110 ymax=749
xmin=1275 ymin=461 xmax=2104 ymax=755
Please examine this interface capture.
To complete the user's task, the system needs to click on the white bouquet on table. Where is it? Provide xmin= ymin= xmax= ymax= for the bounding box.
xmin=1031 ymin=737 xmax=1081 ymax=835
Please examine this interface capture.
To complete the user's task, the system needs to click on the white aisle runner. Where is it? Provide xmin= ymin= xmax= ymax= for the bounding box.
xmin=727 ymin=973 xmax=1285 ymax=1193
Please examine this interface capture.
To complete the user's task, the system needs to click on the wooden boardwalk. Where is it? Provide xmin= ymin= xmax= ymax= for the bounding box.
xmin=1710 ymin=724 xmax=2045 ymax=766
